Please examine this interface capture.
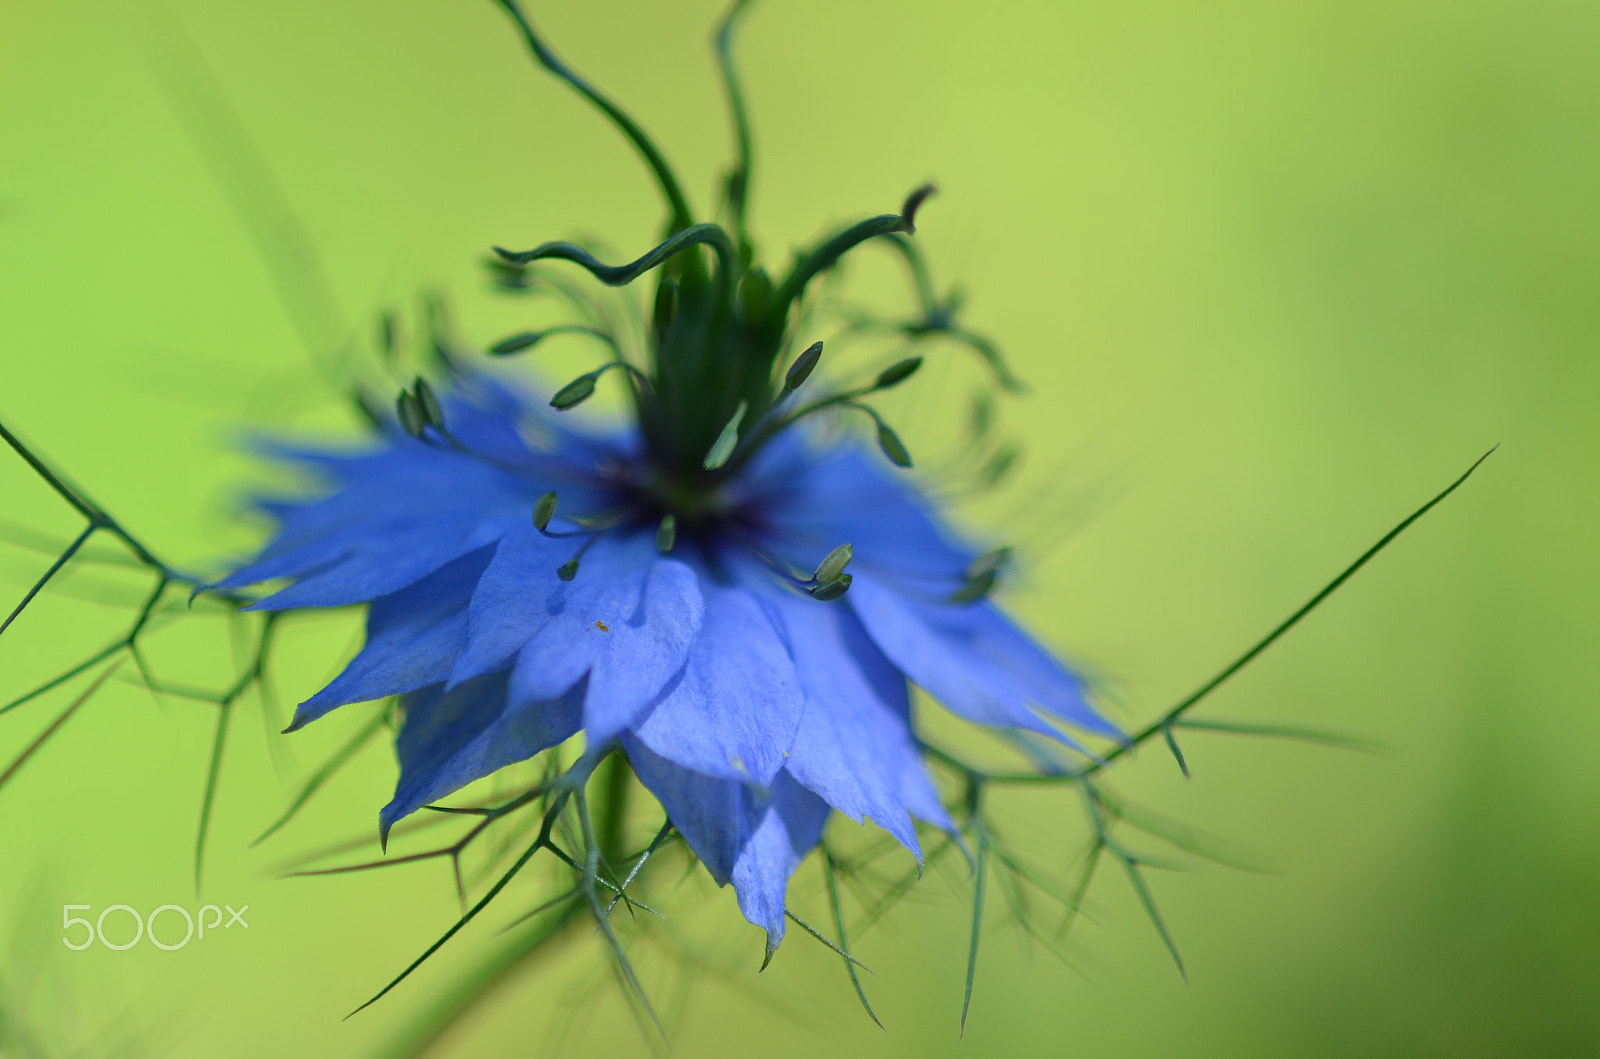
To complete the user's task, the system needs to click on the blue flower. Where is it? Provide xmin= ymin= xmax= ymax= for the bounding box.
xmin=214 ymin=0 xmax=1121 ymax=961
xmin=218 ymin=373 xmax=1120 ymax=954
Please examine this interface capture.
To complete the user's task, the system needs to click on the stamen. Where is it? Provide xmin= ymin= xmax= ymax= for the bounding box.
xmin=810 ymin=574 xmax=853 ymax=602
xmin=812 ymin=543 xmax=854 ymax=585
xmin=556 ymin=532 xmax=605 ymax=582
xmin=702 ymin=401 xmax=748 ymax=470
xmin=805 ymin=542 xmax=855 ymax=602
xmin=488 ymin=324 xmax=615 ymax=357
xmin=532 ymin=492 xmax=558 ymax=532
xmin=844 ymin=402 xmax=913 ymax=468
xmin=964 ymin=546 xmax=1012 ymax=581
xmin=532 ymin=496 xmax=622 ymax=542
xmin=715 ymin=343 xmax=915 ymax=476
xmin=949 ymin=547 xmax=1011 ymax=604
xmin=948 ymin=570 xmax=997 ymax=605
xmin=395 ymin=390 xmax=426 ymax=439
xmin=873 ymin=356 xmax=923 ymax=391
xmin=549 ymin=361 xmax=652 ymax=410
xmin=784 ymin=340 xmax=824 ymax=392
xmin=413 ymin=377 xmax=444 ymax=430
xmin=655 ymin=515 xmax=677 ymax=554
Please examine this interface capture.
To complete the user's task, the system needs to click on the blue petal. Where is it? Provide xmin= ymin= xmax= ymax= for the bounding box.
xmin=379 ymin=671 xmax=583 ymax=842
xmin=624 ymin=739 xmax=827 ymax=952
xmin=742 ymin=438 xmax=971 ymax=582
xmin=288 ymin=547 xmax=493 ymax=731
xmin=626 ymin=583 xmax=802 ymax=783
xmin=223 ymin=448 xmax=543 ymax=610
xmin=459 ymin=529 xmax=704 ymax=743
xmin=848 ymin=571 xmax=1121 ymax=744
xmin=730 ymin=772 xmax=830 ymax=957
xmin=220 ymin=382 xmax=624 ymax=610
xmin=623 ymin=736 xmax=748 ymax=883
xmin=762 ymin=584 xmax=945 ymax=855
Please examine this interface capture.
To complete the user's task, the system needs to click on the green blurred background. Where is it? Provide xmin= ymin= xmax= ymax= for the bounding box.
xmin=2 ymin=0 xmax=1597 ymax=1055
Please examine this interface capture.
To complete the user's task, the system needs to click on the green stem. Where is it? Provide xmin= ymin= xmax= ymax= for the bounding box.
xmin=595 ymin=750 xmax=633 ymax=868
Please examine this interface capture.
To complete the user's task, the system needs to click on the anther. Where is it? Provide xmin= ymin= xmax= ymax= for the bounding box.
xmin=550 ymin=371 xmax=599 ymax=410
xmin=813 ymin=543 xmax=854 ymax=585
xmin=533 ymin=491 xmax=559 ymax=532
xmin=874 ymin=420 xmax=913 ymax=468
xmin=489 ymin=330 xmax=543 ymax=355
xmin=395 ymin=390 xmax=426 ymax=439
xmin=873 ymin=356 xmax=923 ymax=391
xmin=809 ymin=573 xmax=853 ymax=602
xmin=557 ymin=558 xmax=581 ymax=582
xmin=703 ymin=400 xmax=748 ymax=470
xmin=948 ymin=569 xmax=997 ymax=604
xmin=964 ymin=546 xmax=1012 ymax=582
xmin=413 ymin=377 xmax=444 ymax=430
xmin=784 ymin=341 xmax=824 ymax=392
xmin=655 ymin=514 xmax=677 ymax=553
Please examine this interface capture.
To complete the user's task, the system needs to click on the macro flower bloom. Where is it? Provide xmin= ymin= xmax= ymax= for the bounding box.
xmin=218 ymin=365 xmax=1121 ymax=954
xmin=201 ymin=0 xmax=1128 ymax=966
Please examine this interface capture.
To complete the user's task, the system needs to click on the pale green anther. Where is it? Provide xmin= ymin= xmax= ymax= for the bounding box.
xmin=489 ymin=330 xmax=543 ymax=355
xmin=550 ymin=372 xmax=598 ymax=410
xmin=655 ymin=514 xmax=677 ymax=553
xmin=395 ymin=391 xmax=426 ymax=438
xmin=964 ymin=545 xmax=1012 ymax=581
xmin=532 ymin=491 xmax=558 ymax=531
xmin=876 ymin=422 xmax=913 ymax=467
xmin=557 ymin=558 xmax=580 ymax=582
xmin=810 ymin=573 xmax=852 ymax=602
xmin=702 ymin=400 xmax=748 ymax=470
xmin=949 ymin=568 xmax=998 ymax=605
xmin=873 ymin=356 xmax=923 ymax=391
xmin=413 ymin=377 xmax=443 ymax=429
xmin=813 ymin=542 xmax=853 ymax=585
xmin=784 ymin=341 xmax=824 ymax=392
